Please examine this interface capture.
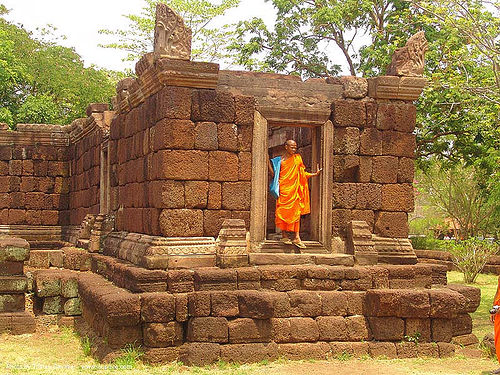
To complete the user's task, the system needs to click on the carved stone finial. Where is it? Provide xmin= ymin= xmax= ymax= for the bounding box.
xmin=387 ymin=31 xmax=428 ymax=77
xmin=154 ymin=4 xmax=192 ymax=61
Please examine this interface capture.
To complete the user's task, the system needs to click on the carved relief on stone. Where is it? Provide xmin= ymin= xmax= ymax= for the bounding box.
xmin=154 ymin=4 xmax=192 ymax=61
xmin=387 ymin=31 xmax=428 ymax=77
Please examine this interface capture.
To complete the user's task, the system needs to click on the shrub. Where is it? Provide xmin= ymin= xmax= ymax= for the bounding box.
xmin=410 ymin=236 xmax=445 ymax=250
xmin=445 ymin=238 xmax=499 ymax=283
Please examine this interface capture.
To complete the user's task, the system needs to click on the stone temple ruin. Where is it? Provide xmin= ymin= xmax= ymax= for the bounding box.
xmin=0 ymin=5 xmax=481 ymax=364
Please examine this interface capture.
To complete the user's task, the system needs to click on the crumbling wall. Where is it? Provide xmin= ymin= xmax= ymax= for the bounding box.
xmin=68 ymin=114 xmax=105 ymax=226
xmin=0 ymin=124 xmax=70 ymax=227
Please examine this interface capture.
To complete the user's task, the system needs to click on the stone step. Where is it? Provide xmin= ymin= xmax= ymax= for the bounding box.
xmin=260 ymin=240 xmax=330 ymax=254
xmin=249 ymin=253 xmax=354 ymax=266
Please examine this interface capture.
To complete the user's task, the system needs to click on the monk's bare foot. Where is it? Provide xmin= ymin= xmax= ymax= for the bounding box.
xmin=280 ymin=237 xmax=292 ymax=245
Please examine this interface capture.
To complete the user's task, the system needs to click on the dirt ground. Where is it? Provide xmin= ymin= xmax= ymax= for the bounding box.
xmin=0 ymin=330 xmax=497 ymax=375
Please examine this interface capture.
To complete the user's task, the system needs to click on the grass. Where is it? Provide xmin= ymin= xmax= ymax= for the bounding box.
xmin=447 ymin=270 xmax=497 ymax=340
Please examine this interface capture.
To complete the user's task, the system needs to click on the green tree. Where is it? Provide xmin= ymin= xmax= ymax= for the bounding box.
xmin=0 ymin=5 xmax=120 ymax=127
xmin=416 ymin=161 xmax=500 ymax=239
xmin=98 ymin=0 xmax=240 ymax=64
xmin=232 ymin=0 xmax=499 ymax=168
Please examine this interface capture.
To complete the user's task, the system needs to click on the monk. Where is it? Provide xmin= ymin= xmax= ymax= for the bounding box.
xmin=490 ymin=276 xmax=500 ymax=374
xmin=268 ymin=139 xmax=321 ymax=249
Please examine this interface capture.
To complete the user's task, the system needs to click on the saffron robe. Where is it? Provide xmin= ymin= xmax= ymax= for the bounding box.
xmin=275 ymin=154 xmax=312 ymax=232
xmin=495 ymin=276 xmax=500 ymax=363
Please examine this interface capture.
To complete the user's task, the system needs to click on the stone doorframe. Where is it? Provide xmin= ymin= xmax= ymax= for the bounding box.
xmin=249 ymin=111 xmax=334 ymax=252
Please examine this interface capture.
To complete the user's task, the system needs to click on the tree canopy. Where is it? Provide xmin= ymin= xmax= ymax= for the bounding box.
xmin=0 ymin=4 xmax=119 ymax=128
xmin=98 ymin=0 xmax=240 ymax=64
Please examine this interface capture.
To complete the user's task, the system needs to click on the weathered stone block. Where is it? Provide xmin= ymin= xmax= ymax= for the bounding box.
xmin=398 ymin=157 xmax=414 ymax=183
xmin=156 ymin=86 xmax=192 ymax=121
xmin=431 ymin=318 xmax=453 ymax=342
xmin=217 ymin=123 xmax=239 ymax=151
xmin=405 ymin=318 xmax=431 ymax=342
xmin=185 ymin=181 xmax=208 ymax=209
xmin=374 ymin=211 xmax=408 ymax=238
xmin=332 ymin=183 xmax=357 ymax=209
xmin=150 ymin=180 xmax=185 ymax=209
xmin=203 ymin=209 xmax=231 ymax=237
xmin=333 ymin=127 xmax=360 ymax=154
xmin=222 ymin=182 xmax=251 ymax=210
xmin=144 ymin=322 xmax=183 ymax=347
xmin=179 ymin=342 xmax=220 ymax=366
xmin=382 ymin=131 xmax=416 ymax=158
xmin=64 ymin=298 xmax=82 ymax=316
xmin=141 ymin=292 xmax=175 ymax=322
xmin=377 ymin=102 xmax=416 ymax=133
xmin=381 ymin=184 xmax=414 ymax=212
xmin=152 ymin=119 xmax=195 ymax=150
xmin=356 ymin=183 xmax=382 ymax=210
xmin=346 ymin=315 xmax=371 ymax=341
xmin=234 ymin=95 xmax=255 ymax=126
xmin=220 ymin=343 xmax=277 ymax=363
xmin=159 ymin=209 xmax=203 ymax=237
xmin=187 ymin=317 xmax=228 ymax=343
xmin=368 ymin=317 xmax=404 ymax=341
xmin=211 ymin=291 xmax=239 ymax=317
xmin=238 ymin=152 xmax=252 ymax=181
xmin=156 ymin=150 xmax=208 ymax=180
xmin=188 ymin=291 xmax=211 ymax=317
xmin=43 ymin=296 xmax=63 ymax=314
xmin=317 ymin=316 xmax=348 ymax=341
xmin=0 ymin=276 xmax=27 ymax=293
xmin=209 ymin=151 xmax=239 ymax=182
xmin=451 ymin=313 xmax=472 ymax=336
xmin=0 ymin=237 xmax=30 ymax=262
xmin=0 ymin=294 xmax=25 ymax=312
xmin=238 ymin=290 xmax=276 ymax=319
xmin=371 ymin=156 xmax=398 ymax=183
xmin=192 ymin=89 xmax=235 ymax=123
xmin=228 ymin=318 xmax=271 ymax=343
xmin=207 ymin=182 xmax=222 ymax=209
xmin=288 ymin=291 xmax=321 ymax=317
xmin=194 ymin=122 xmax=218 ymax=150
xmin=428 ymin=289 xmax=464 ymax=319
xmin=446 ymin=284 xmax=481 ymax=313
xmin=331 ymin=100 xmax=366 ymax=127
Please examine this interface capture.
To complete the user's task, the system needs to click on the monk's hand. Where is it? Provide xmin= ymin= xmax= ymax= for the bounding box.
xmin=314 ymin=164 xmax=322 ymax=177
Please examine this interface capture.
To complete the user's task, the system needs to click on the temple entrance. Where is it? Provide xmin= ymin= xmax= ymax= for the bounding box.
xmin=249 ymin=112 xmax=333 ymax=253
xmin=266 ymin=126 xmax=317 ymax=242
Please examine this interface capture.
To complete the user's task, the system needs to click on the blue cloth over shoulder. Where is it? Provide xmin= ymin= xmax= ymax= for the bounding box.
xmin=269 ymin=156 xmax=281 ymax=199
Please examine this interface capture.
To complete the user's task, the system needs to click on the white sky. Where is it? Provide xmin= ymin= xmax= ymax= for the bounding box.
xmin=1 ymin=0 xmax=278 ymax=72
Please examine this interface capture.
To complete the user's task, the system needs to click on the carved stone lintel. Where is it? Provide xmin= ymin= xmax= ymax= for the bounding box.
xmin=154 ymin=4 xmax=192 ymax=61
xmin=368 ymin=76 xmax=427 ymax=101
xmin=387 ymin=31 xmax=428 ymax=77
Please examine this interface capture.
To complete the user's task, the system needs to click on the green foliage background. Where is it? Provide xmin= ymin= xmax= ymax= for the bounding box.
xmin=0 ymin=4 xmax=120 ymax=128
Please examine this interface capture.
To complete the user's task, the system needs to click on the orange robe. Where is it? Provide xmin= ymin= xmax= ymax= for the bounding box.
xmin=495 ymin=276 xmax=500 ymax=363
xmin=275 ymin=154 xmax=312 ymax=232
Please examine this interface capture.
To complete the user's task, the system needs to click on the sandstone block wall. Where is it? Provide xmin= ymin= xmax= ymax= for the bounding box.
xmin=109 ymin=85 xmax=255 ymax=237
xmin=331 ymin=99 xmax=416 ymax=239
xmin=68 ymin=121 xmax=103 ymax=225
xmin=74 ymin=262 xmax=479 ymax=364
xmin=0 ymin=126 xmax=70 ymax=226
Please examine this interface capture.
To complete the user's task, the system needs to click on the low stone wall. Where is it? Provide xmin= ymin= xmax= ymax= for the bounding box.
xmin=74 ymin=267 xmax=479 ymax=364
xmin=416 ymin=249 xmax=500 ymax=275
xmin=33 ymin=269 xmax=82 ymax=316
xmin=0 ymin=236 xmax=35 ymax=334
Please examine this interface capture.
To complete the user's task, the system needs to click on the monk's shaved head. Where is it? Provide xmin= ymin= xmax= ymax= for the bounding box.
xmin=285 ymin=139 xmax=297 ymax=147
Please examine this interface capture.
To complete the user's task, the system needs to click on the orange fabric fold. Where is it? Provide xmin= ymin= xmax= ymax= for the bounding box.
xmin=275 ymin=154 xmax=311 ymax=232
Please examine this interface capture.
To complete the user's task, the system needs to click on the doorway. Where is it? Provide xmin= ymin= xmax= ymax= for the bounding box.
xmin=266 ymin=126 xmax=317 ymax=242
xmin=249 ymin=111 xmax=333 ymax=252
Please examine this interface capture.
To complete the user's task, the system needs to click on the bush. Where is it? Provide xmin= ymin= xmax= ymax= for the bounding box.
xmin=445 ymin=238 xmax=499 ymax=283
xmin=410 ymin=236 xmax=445 ymax=250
